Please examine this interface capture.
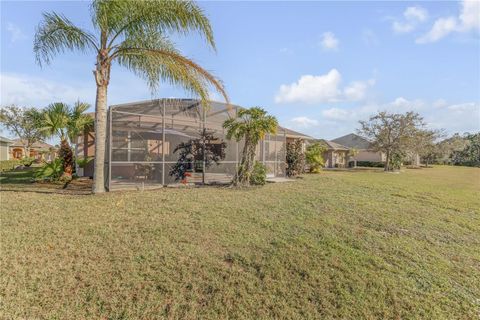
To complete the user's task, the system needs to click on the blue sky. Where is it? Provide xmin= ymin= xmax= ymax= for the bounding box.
xmin=1 ymin=0 xmax=479 ymax=140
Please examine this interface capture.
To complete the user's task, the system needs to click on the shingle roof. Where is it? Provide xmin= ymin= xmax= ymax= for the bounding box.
xmin=0 ymin=136 xmax=13 ymax=143
xmin=10 ymin=139 xmax=56 ymax=150
xmin=284 ymin=128 xmax=315 ymax=140
xmin=331 ymin=133 xmax=372 ymax=149
xmin=317 ymin=139 xmax=349 ymax=151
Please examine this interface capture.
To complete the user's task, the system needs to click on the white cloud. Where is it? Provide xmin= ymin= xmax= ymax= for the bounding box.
xmin=459 ymin=0 xmax=480 ymax=32
xmin=320 ymin=32 xmax=339 ymax=50
xmin=275 ymin=69 xmax=374 ymax=104
xmin=275 ymin=69 xmax=342 ymax=104
xmin=289 ymin=116 xmax=319 ymax=128
xmin=344 ymin=79 xmax=375 ymax=101
xmin=417 ymin=0 xmax=480 ymax=43
xmin=392 ymin=6 xmax=428 ymax=34
xmin=433 ymin=99 xmax=448 ymax=108
xmin=322 ymin=108 xmax=350 ymax=121
xmin=404 ymin=6 xmax=429 ymax=22
xmin=416 ymin=17 xmax=458 ymax=43
xmin=0 ymin=73 xmax=94 ymax=107
xmin=6 ymin=22 xmax=26 ymax=43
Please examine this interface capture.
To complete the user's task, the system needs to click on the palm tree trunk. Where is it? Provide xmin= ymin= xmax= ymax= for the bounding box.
xmin=235 ymin=137 xmax=251 ymax=186
xmin=60 ymin=138 xmax=73 ymax=178
xmin=93 ymin=83 xmax=108 ymax=193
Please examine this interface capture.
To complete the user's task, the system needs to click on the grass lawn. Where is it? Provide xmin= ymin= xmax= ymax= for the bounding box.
xmin=1 ymin=166 xmax=479 ymax=319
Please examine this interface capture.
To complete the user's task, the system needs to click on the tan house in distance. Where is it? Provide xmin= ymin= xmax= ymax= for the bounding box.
xmin=9 ymin=139 xmax=58 ymax=162
xmin=318 ymin=139 xmax=350 ymax=168
xmin=331 ymin=133 xmax=385 ymax=164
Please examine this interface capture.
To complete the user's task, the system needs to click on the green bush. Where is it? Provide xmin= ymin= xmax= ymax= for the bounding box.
xmin=76 ymin=156 xmax=93 ymax=168
xmin=356 ymin=161 xmax=385 ymax=168
xmin=0 ymin=159 xmax=22 ymax=172
xmin=250 ymin=161 xmax=267 ymax=185
xmin=305 ymin=143 xmax=326 ymax=173
xmin=35 ymin=159 xmax=63 ymax=181
xmin=21 ymin=157 xmax=35 ymax=167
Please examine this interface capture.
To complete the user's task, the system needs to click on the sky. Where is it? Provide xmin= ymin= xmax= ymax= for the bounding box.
xmin=1 ymin=0 xmax=479 ymax=140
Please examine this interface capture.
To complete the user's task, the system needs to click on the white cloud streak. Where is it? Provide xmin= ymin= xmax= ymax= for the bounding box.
xmin=392 ymin=6 xmax=429 ymax=34
xmin=275 ymin=69 xmax=374 ymax=104
xmin=417 ymin=0 xmax=480 ymax=43
xmin=0 ymin=73 xmax=94 ymax=107
xmin=320 ymin=32 xmax=339 ymax=50
xmin=6 ymin=22 xmax=26 ymax=43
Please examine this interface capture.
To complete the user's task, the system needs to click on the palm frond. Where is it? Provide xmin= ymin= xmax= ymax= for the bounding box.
xmin=91 ymin=0 xmax=215 ymax=50
xmin=34 ymin=12 xmax=98 ymax=66
xmin=114 ymin=30 xmax=227 ymax=104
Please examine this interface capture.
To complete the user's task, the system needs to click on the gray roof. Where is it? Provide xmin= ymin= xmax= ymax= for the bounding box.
xmin=317 ymin=139 xmax=349 ymax=151
xmin=0 ymin=136 xmax=13 ymax=143
xmin=284 ymin=128 xmax=315 ymax=140
xmin=331 ymin=133 xmax=372 ymax=149
xmin=10 ymin=139 xmax=56 ymax=150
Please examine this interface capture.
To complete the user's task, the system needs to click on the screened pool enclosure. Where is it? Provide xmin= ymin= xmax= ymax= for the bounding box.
xmin=105 ymin=99 xmax=286 ymax=190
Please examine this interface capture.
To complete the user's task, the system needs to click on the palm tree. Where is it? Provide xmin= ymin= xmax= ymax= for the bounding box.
xmin=34 ymin=0 xmax=228 ymax=193
xmin=41 ymin=102 xmax=93 ymax=179
xmin=223 ymin=107 xmax=278 ymax=186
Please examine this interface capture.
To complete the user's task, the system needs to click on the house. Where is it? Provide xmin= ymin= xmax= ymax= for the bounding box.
xmin=0 ymin=136 xmax=13 ymax=161
xmin=76 ymin=98 xmax=304 ymax=190
xmin=331 ymin=133 xmax=385 ymax=164
xmin=9 ymin=139 xmax=58 ymax=162
xmin=317 ymin=139 xmax=350 ymax=168
xmin=284 ymin=128 xmax=315 ymax=152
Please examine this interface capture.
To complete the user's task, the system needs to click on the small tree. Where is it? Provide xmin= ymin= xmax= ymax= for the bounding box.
xmin=223 ymin=107 xmax=278 ymax=186
xmin=451 ymin=133 xmax=480 ymax=167
xmin=305 ymin=142 xmax=326 ymax=173
xmin=286 ymin=140 xmax=305 ymax=177
xmin=169 ymin=129 xmax=226 ymax=184
xmin=411 ymin=129 xmax=444 ymax=167
xmin=0 ymin=105 xmax=45 ymax=157
xmin=358 ymin=111 xmax=424 ymax=171
xmin=40 ymin=102 xmax=93 ymax=179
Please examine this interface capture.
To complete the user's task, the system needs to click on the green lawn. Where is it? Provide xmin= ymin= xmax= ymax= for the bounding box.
xmin=1 ymin=166 xmax=479 ymax=319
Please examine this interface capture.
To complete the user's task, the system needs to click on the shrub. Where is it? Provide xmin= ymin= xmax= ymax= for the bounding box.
xmin=0 ymin=159 xmax=21 ymax=172
xmin=35 ymin=159 xmax=63 ymax=181
xmin=286 ymin=140 xmax=305 ymax=177
xmin=250 ymin=161 xmax=267 ymax=185
xmin=76 ymin=156 xmax=93 ymax=168
xmin=305 ymin=143 xmax=326 ymax=173
xmin=356 ymin=161 xmax=385 ymax=168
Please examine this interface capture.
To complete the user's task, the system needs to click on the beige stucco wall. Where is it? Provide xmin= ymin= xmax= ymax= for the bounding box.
xmin=353 ymin=150 xmax=384 ymax=162
xmin=0 ymin=142 xmax=10 ymax=160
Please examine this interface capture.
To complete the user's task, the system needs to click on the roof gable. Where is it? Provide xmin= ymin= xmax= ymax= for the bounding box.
xmin=317 ymin=139 xmax=349 ymax=151
xmin=331 ymin=133 xmax=372 ymax=149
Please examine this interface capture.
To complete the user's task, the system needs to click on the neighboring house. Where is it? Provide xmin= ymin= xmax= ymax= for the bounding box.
xmin=285 ymin=128 xmax=315 ymax=152
xmin=318 ymin=139 xmax=350 ymax=168
xmin=0 ymin=136 xmax=13 ymax=161
xmin=331 ymin=133 xmax=385 ymax=164
xmin=9 ymin=139 xmax=58 ymax=162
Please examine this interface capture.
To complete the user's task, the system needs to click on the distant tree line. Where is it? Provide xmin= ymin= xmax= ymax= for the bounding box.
xmin=357 ymin=110 xmax=479 ymax=170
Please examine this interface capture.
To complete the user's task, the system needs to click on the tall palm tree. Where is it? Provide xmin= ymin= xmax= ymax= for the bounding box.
xmin=34 ymin=0 xmax=228 ymax=193
xmin=42 ymin=102 xmax=93 ymax=178
xmin=223 ymin=107 xmax=278 ymax=186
